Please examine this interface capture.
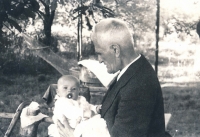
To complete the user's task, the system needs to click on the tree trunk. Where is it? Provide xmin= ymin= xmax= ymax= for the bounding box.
xmin=42 ymin=6 xmax=56 ymax=51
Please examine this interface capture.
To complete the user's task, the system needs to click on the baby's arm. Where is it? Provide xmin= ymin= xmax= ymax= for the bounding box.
xmin=78 ymin=96 xmax=102 ymax=120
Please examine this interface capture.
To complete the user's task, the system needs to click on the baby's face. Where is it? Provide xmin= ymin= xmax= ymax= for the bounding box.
xmin=57 ymin=79 xmax=80 ymax=100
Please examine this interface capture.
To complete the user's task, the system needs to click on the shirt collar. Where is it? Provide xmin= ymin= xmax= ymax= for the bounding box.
xmin=117 ymin=54 xmax=141 ymax=81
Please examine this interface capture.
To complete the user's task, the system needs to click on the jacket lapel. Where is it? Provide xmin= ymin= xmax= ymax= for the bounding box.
xmin=101 ymin=55 xmax=146 ymax=117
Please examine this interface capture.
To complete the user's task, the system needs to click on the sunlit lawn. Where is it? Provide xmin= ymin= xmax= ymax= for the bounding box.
xmin=146 ymin=42 xmax=200 ymax=137
xmin=163 ymin=85 xmax=200 ymax=137
xmin=0 ymin=42 xmax=200 ymax=137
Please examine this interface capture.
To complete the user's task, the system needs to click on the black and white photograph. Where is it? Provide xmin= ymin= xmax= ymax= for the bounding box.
xmin=0 ymin=0 xmax=200 ymax=137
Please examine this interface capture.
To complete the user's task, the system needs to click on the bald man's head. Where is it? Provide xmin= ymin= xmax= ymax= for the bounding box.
xmin=91 ymin=18 xmax=134 ymax=55
xmin=91 ymin=18 xmax=137 ymax=73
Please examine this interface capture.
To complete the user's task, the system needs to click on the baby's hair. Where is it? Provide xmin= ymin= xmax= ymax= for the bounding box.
xmin=57 ymin=75 xmax=80 ymax=86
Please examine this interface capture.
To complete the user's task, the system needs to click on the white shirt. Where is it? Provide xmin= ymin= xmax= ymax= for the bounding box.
xmin=117 ymin=54 xmax=141 ymax=81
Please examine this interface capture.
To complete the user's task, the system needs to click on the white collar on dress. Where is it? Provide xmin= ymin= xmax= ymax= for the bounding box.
xmin=117 ymin=54 xmax=141 ymax=81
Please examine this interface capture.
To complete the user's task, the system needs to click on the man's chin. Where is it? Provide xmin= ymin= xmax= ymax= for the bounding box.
xmin=107 ymin=70 xmax=112 ymax=74
xmin=107 ymin=69 xmax=114 ymax=74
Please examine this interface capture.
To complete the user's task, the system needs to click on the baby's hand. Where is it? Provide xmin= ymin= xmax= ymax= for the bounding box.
xmin=96 ymin=105 xmax=102 ymax=114
xmin=83 ymin=109 xmax=94 ymax=119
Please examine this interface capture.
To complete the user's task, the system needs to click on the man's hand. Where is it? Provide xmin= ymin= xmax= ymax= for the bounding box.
xmin=57 ymin=115 xmax=75 ymax=137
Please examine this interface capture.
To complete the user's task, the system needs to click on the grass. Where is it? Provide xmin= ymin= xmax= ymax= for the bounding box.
xmin=0 ymin=42 xmax=200 ymax=137
xmin=163 ymin=85 xmax=200 ymax=137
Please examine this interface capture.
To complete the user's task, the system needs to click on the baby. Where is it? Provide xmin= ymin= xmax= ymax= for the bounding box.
xmin=48 ymin=75 xmax=109 ymax=137
xmin=56 ymin=75 xmax=80 ymax=101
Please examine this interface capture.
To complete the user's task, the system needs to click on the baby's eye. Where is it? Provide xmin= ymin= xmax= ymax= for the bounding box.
xmin=72 ymin=88 xmax=76 ymax=90
xmin=64 ymin=87 xmax=67 ymax=89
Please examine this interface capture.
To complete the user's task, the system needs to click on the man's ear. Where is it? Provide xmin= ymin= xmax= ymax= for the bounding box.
xmin=110 ymin=44 xmax=120 ymax=57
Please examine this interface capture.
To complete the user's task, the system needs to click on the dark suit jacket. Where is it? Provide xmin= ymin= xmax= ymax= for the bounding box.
xmin=101 ymin=54 xmax=166 ymax=137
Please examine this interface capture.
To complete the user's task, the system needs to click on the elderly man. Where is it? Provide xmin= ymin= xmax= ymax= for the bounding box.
xmin=57 ymin=18 xmax=170 ymax=137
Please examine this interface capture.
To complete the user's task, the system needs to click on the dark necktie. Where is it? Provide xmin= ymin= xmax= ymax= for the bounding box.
xmin=101 ymin=77 xmax=118 ymax=104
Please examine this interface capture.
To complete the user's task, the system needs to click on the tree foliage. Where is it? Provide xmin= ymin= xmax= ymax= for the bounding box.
xmin=110 ymin=0 xmax=156 ymax=47
xmin=33 ymin=0 xmax=58 ymax=49
xmin=160 ymin=0 xmax=200 ymax=43
xmin=0 ymin=0 xmax=39 ymax=49
xmin=1 ymin=0 xmax=200 ymax=75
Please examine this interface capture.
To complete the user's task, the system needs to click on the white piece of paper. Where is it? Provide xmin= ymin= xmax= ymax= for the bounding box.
xmin=78 ymin=60 xmax=119 ymax=88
